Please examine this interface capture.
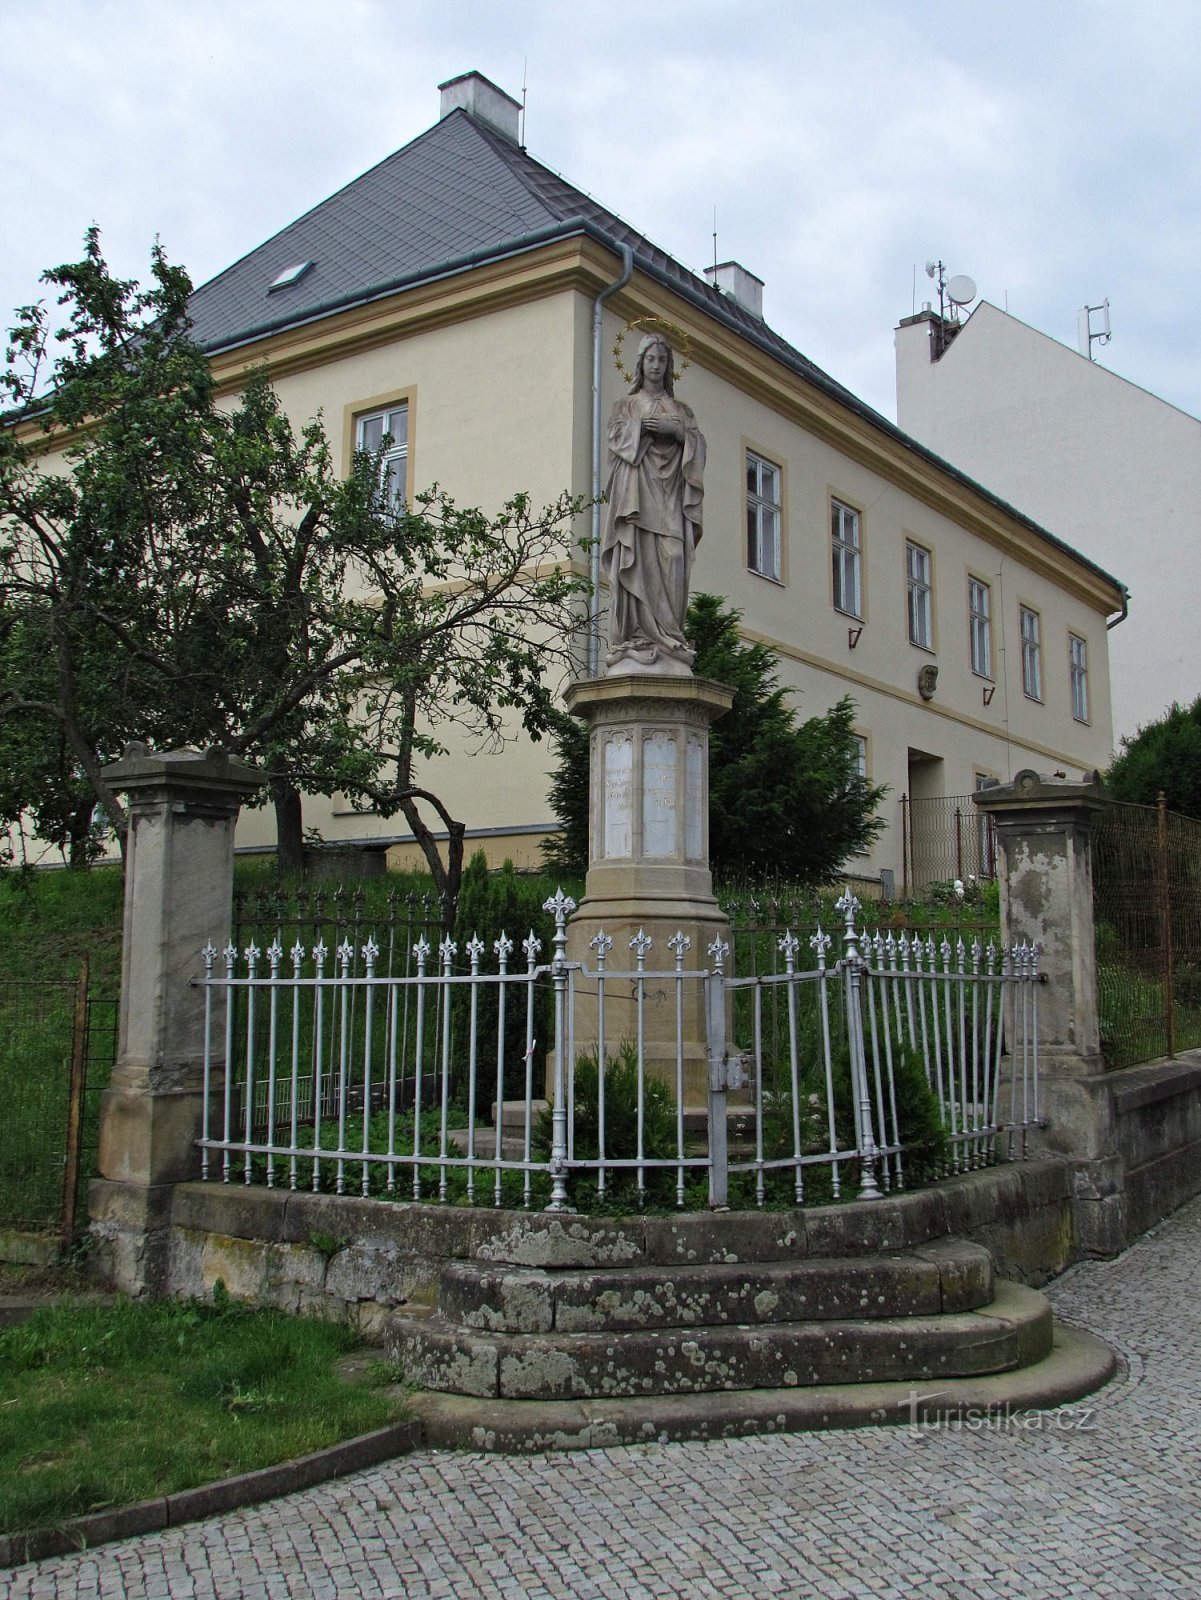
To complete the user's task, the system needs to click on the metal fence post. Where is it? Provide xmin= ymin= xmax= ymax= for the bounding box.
xmin=544 ymin=889 xmax=576 ymax=1212
xmin=837 ymin=893 xmax=882 ymax=1201
xmin=59 ymin=959 xmax=90 ymax=1255
xmin=1159 ymin=791 xmax=1176 ymax=1058
xmin=706 ymin=936 xmax=730 ymax=1208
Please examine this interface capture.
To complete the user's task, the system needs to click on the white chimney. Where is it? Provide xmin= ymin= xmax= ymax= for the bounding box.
xmin=704 ymin=261 xmax=765 ymax=321
xmin=438 ymin=72 xmax=521 ymax=144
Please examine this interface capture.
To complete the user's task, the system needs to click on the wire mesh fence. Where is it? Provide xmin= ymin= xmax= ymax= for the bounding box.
xmin=900 ymin=793 xmax=998 ymax=896
xmin=1092 ymin=797 xmax=1201 ymax=1069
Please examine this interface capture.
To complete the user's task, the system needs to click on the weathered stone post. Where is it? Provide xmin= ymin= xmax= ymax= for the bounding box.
xmin=90 ymin=745 xmax=263 ymax=1294
xmin=973 ymin=770 xmax=1122 ymax=1250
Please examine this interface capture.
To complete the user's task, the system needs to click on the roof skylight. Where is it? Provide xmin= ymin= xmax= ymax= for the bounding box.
xmin=268 ymin=260 xmax=315 ymax=292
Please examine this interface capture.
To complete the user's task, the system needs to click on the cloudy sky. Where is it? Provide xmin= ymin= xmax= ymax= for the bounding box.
xmin=4 ymin=0 xmax=1200 ymax=427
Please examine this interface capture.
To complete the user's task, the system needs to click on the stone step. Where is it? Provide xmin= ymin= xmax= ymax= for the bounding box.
xmin=447 ymin=1127 xmax=530 ymax=1162
xmin=439 ymin=1240 xmax=994 ymax=1334
xmin=387 ymin=1278 xmax=1052 ymax=1401
xmin=407 ymin=1321 xmax=1116 ymax=1452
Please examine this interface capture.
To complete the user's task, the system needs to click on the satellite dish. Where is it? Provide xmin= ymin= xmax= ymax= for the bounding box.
xmin=946 ymin=274 xmax=977 ymax=307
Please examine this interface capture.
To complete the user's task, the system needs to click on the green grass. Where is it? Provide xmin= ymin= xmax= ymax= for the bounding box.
xmin=0 ymin=1290 xmax=404 ymax=1537
xmin=0 ymin=865 xmax=123 ymax=988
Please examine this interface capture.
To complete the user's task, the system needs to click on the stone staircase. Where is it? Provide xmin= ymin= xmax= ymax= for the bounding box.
xmin=385 ymin=1210 xmax=1114 ymax=1451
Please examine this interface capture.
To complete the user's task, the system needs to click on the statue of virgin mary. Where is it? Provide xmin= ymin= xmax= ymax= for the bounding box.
xmin=600 ymin=334 xmax=705 ymax=673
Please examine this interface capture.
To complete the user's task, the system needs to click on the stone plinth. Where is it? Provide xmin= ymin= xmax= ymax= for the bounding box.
xmin=91 ymin=744 xmax=263 ymax=1292
xmin=562 ymin=674 xmax=734 ymax=1102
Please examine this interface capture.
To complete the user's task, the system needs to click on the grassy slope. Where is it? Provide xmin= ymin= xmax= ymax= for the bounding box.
xmin=0 ymin=1294 xmax=402 ymax=1536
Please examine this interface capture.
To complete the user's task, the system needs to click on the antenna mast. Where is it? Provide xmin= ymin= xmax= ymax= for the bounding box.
xmin=520 ymin=57 xmax=528 ymax=148
xmin=1078 ymin=299 xmax=1112 ymax=360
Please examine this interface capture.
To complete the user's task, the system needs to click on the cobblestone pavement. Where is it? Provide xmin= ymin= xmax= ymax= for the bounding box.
xmin=9 ymin=1196 xmax=1201 ymax=1600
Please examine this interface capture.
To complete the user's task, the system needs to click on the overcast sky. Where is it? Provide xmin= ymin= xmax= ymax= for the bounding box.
xmin=4 ymin=0 xmax=1200 ymax=426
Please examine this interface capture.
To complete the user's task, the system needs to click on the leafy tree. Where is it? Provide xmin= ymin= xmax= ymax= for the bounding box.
xmin=1107 ymin=695 xmax=1201 ymax=819
xmin=1 ymin=231 xmax=588 ymax=900
xmin=543 ymin=592 xmax=887 ymax=881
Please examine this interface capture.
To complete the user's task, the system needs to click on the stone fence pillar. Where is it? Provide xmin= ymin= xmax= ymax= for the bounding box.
xmin=90 ymin=745 xmax=263 ymax=1293
xmin=974 ymin=769 xmax=1123 ymax=1250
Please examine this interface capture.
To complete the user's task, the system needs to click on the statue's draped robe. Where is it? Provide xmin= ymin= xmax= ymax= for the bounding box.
xmin=601 ymin=391 xmax=705 ymax=668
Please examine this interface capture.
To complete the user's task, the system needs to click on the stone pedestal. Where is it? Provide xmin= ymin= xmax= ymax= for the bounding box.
xmin=563 ymin=674 xmax=734 ymax=1103
xmin=90 ymin=745 xmax=263 ymax=1293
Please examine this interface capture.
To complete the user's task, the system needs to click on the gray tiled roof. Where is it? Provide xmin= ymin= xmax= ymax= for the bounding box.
xmin=186 ymin=108 xmax=1124 ymax=599
xmin=186 ymin=106 xmax=851 ymax=411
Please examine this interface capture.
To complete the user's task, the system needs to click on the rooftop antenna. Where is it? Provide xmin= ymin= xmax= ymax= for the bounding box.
xmin=1078 ymin=298 xmax=1112 ymax=360
xmin=520 ymin=57 xmax=528 ymax=148
xmin=946 ymin=272 xmax=978 ymax=317
xmin=925 ymin=259 xmax=946 ymax=321
xmin=712 ymin=206 xmax=718 ymax=276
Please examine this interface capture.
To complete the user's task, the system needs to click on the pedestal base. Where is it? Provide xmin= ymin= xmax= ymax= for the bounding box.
xmin=561 ymin=673 xmax=736 ymax=1107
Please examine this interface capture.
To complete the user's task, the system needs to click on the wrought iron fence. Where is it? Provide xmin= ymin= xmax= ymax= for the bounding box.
xmin=1092 ymin=797 xmax=1201 ymax=1068
xmin=900 ymin=793 xmax=998 ymax=896
xmin=197 ymin=893 xmax=1041 ymax=1212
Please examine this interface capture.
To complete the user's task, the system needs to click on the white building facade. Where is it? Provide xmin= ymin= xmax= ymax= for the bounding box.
xmin=896 ymin=301 xmax=1198 ymax=745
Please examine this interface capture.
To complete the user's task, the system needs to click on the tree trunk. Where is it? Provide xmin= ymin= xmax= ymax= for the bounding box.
xmin=271 ymin=776 xmax=305 ymax=873
xmin=66 ymin=797 xmax=96 ymax=869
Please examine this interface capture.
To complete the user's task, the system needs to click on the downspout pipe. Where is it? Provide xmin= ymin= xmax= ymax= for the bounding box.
xmin=588 ymin=243 xmax=634 ymax=675
xmin=1106 ymin=585 xmax=1130 ymax=630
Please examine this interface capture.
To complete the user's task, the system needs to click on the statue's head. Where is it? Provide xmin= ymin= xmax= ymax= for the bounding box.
xmin=631 ymin=334 xmax=675 ymax=396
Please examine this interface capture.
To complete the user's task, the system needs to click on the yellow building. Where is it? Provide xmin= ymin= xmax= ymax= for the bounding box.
xmin=188 ymin=71 xmax=1124 ymax=889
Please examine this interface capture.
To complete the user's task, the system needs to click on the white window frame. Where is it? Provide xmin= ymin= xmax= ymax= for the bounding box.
xmin=968 ymin=576 xmax=992 ymax=679
xmin=746 ymin=452 xmax=782 ymax=581
xmin=1069 ymin=633 xmax=1090 ymax=723
xmin=831 ymin=499 xmax=862 ymax=618
xmin=906 ymin=540 xmax=933 ymax=649
xmin=356 ymin=402 xmax=409 ymax=511
xmin=852 ymin=734 xmax=868 ymax=779
xmin=1020 ymin=606 xmax=1042 ymax=701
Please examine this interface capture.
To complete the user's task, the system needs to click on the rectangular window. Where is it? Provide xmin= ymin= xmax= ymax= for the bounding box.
xmin=356 ymin=403 xmax=408 ymax=511
xmin=906 ymin=541 xmax=932 ymax=649
xmin=831 ymin=499 xmax=861 ymax=618
xmin=746 ymin=452 xmax=781 ymax=580
xmin=1020 ymin=606 xmax=1042 ymax=701
xmin=1070 ymin=633 xmax=1089 ymax=722
xmin=852 ymin=734 xmax=867 ymax=779
xmin=968 ymin=577 xmax=992 ymax=678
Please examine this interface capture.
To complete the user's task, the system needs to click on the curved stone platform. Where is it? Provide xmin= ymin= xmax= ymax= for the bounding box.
xmin=407 ymin=1321 xmax=1115 ymax=1452
xmin=388 ymin=1269 xmax=1052 ymax=1402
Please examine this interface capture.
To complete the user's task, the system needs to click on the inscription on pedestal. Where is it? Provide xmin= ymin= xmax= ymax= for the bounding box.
xmin=685 ymin=735 xmax=704 ymax=860
xmin=602 ymin=733 xmax=633 ymax=858
xmin=643 ymin=732 xmax=678 ymax=858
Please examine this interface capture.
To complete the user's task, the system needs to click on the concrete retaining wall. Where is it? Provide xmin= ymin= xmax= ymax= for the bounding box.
xmin=94 ymin=1159 xmax=1075 ymax=1335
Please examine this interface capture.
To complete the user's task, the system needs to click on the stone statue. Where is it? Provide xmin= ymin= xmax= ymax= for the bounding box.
xmin=601 ymin=334 xmax=705 ymax=673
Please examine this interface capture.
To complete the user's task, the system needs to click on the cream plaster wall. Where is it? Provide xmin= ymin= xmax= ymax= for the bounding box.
xmin=896 ymin=302 xmax=1192 ymax=744
xmin=241 ymin=286 xmax=1119 ymax=883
